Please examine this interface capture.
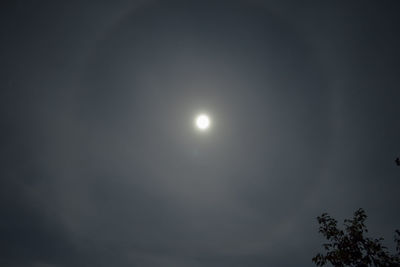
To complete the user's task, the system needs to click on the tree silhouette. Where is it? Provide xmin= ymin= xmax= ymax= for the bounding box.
xmin=313 ymin=208 xmax=400 ymax=266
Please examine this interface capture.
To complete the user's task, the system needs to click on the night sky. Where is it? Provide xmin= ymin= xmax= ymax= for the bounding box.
xmin=1 ymin=1 xmax=400 ymax=266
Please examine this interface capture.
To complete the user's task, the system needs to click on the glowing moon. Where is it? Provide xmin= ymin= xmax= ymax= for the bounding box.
xmin=195 ymin=114 xmax=211 ymax=130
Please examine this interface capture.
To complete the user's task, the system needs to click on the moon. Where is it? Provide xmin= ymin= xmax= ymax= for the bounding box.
xmin=195 ymin=114 xmax=211 ymax=131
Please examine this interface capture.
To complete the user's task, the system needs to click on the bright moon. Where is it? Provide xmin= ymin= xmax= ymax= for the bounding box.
xmin=195 ymin=114 xmax=211 ymax=130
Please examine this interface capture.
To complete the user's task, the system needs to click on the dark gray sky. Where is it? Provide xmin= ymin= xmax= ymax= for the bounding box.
xmin=1 ymin=1 xmax=400 ymax=266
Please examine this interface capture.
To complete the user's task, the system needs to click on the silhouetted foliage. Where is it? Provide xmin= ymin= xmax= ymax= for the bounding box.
xmin=313 ymin=208 xmax=400 ymax=266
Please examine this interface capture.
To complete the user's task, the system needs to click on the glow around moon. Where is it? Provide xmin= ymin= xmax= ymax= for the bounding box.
xmin=195 ymin=114 xmax=211 ymax=131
